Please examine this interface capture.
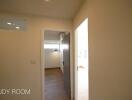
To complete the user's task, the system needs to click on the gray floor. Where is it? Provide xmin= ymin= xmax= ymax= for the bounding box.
xmin=45 ymin=68 xmax=70 ymax=100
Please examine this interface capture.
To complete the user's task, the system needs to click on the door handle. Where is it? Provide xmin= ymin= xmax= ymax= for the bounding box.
xmin=77 ymin=66 xmax=85 ymax=70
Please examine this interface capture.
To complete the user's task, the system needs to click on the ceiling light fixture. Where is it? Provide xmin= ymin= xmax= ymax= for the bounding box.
xmin=44 ymin=0 xmax=50 ymax=2
xmin=16 ymin=26 xmax=20 ymax=29
xmin=7 ymin=22 xmax=12 ymax=25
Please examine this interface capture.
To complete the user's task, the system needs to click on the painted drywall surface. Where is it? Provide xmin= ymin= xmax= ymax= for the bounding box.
xmin=45 ymin=49 xmax=60 ymax=68
xmin=44 ymin=30 xmax=60 ymax=41
xmin=73 ymin=0 xmax=88 ymax=30
xmin=0 ymin=13 xmax=72 ymax=100
xmin=44 ymin=30 xmax=60 ymax=68
xmin=73 ymin=0 xmax=132 ymax=100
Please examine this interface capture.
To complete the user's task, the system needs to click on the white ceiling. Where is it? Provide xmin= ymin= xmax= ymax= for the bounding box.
xmin=0 ymin=0 xmax=85 ymax=19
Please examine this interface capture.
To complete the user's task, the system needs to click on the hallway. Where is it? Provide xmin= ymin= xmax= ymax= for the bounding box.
xmin=45 ymin=68 xmax=70 ymax=100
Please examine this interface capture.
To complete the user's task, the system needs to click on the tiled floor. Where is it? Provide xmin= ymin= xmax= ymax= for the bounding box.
xmin=45 ymin=68 xmax=70 ymax=100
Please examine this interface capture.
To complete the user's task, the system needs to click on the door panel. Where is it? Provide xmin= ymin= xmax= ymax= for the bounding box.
xmin=62 ymin=33 xmax=71 ymax=99
xmin=75 ymin=18 xmax=88 ymax=100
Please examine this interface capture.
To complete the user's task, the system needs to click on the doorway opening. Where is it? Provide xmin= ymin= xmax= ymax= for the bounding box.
xmin=43 ymin=30 xmax=71 ymax=100
xmin=75 ymin=18 xmax=89 ymax=100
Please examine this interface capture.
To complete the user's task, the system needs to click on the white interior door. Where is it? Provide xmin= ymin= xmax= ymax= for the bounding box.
xmin=75 ymin=18 xmax=88 ymax=100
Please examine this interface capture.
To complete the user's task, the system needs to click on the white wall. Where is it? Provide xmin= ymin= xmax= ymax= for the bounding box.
xmin=73 ymin=0 xmax=132 ymax=100
xmin=45 ymin=49 xmax=60 ymax=68
xmin=44 ymin=30 xmax=61 ymax=68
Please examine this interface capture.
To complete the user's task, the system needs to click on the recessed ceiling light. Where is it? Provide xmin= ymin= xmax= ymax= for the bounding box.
xmin=16 ymin=26 xmax=20 ymax=29
xmin=44 ymin=0 xmax=50 ymax=2
xmin=7 ymin=22 xmax=12 ymax=25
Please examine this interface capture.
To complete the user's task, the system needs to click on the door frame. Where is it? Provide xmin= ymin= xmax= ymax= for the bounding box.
xmin=74 ymin=28 xmax=78 ymax=100
xmin=40 ymin=28 xmax=74 ymax=100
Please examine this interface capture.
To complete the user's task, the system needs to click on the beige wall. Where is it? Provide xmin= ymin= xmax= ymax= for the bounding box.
xmin=73 ymin=0 xmax=88 ymax=29
xmin=0 ymin=13 xmax=72 ymax=100
xmin=73 ymin=0 xmax=132 ymax=100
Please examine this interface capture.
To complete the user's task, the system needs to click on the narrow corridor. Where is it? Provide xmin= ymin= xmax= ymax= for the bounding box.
xmin=45 ymin=68 xmax=69 ymax=100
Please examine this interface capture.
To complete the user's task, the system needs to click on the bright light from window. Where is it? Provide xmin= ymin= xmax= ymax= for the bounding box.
xmin=44 ymin=44 xmax=68 ymax=50
xmin=16 ymin=26 xmax=20 ymax=29
xmin=7 ymin=22 xmax=12 ymax=25
xmin=44 ymin=44 xmax=59 ymax=49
